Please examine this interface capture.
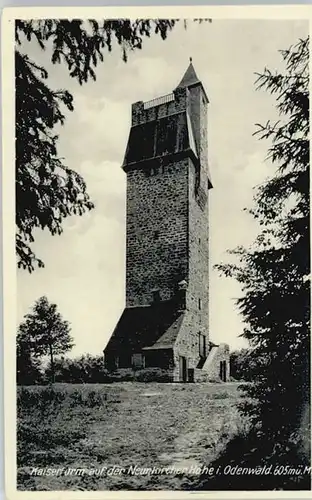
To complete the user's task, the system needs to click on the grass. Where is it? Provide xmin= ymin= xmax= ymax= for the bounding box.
xmin=17 ymin=381 xmax=245 ymax=491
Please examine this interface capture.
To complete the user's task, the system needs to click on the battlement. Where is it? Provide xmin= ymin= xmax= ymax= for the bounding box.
xmin=143 ymin=92 xmax=175 ymax=110
xmin=131 ymin=87 xmax=189 ymax=126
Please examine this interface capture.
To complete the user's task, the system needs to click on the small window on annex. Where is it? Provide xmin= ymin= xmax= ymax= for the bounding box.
xmin=132 ymin=353 xmax=145 ymax=369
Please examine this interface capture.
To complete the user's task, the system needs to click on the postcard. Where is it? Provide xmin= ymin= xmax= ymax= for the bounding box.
xmin=2 ymin=5 xmax=311 ymax=499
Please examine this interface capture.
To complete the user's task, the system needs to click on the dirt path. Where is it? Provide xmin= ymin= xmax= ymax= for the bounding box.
xmin=17 ymin=382 xmax=242 ymax=490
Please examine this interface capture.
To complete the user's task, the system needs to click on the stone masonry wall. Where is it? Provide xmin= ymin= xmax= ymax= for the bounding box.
xmin=172 ymin=341 xmax=230 ymax=383
xmin=172 ymin=311 xmax=205 ymax=381
xmin=187 ymin=160 xmax=209 ymax=327
xmin=126 ymin=158 xmax=189 ymax=307
xmin=125 ymin=87 xmax=192 ymax=308
xmin=202 ymin=343 xmax=230 ymax=381
xmin=171 ymin=151 xmax=210 ymax=381
xmin=170 ymin=85 xmax=210 ymax=382
xmin=189 ymin=85 xmax=210 ymax=190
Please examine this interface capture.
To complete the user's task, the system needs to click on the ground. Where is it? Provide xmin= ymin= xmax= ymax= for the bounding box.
xmin=17 ymin=382 xmax=246 ymax=491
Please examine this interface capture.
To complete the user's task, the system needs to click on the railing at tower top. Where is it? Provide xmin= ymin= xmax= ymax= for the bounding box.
xmin=143 ymin=92 xmax=175 ymax=110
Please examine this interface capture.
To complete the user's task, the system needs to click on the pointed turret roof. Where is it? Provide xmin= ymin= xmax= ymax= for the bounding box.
xmin=177 ymin=59 xmax=201 ymax=88
xmin=176 ymin=58 xmax=209 ymax=102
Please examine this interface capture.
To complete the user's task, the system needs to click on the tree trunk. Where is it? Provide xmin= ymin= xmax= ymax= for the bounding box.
xmin=49 ymin=343 xmax=55 ymax=384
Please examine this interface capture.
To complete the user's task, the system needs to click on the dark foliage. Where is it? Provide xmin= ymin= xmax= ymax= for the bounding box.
xmin=17 ymin=335 xmax=42 ymax=385
xmin=215 ymin=36 xmax=310 ymax=470
xmin=43 ymin=354 xmax=108 ymax=383
xmin=134 ymin=367 xmax=171 ymax=382
xmin=18 ymin=352 xmax=174 ymax=384
xmin=41 ymin=356 xmax=172 ymax=383
xmin=15 ymin=19 xmax=177 ymax=271
xmin=230 ymin=348 xmax=269 ymax=382
xmin=185 ymin=430 xmax=310 ymax=491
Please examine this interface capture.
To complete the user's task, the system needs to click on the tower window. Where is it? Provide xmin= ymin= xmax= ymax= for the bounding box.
xmin=154 ymin=230 xmax=159 ymax=240
xmin=198 ymin=298 xmax=201 ymax=310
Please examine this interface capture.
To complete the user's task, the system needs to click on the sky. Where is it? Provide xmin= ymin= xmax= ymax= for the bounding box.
xmin=16 ymin=18 xmax=309 ymax=357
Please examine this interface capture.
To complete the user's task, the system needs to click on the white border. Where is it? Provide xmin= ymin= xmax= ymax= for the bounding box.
xmin=2 ymin=5 xmax=312 ymax=499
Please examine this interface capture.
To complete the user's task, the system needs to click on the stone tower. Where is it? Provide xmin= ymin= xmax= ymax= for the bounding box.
xmin=104 ymin=61 xmax=229 ymax=382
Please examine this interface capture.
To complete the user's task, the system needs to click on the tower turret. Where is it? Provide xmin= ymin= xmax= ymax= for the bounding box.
xmin=175 ymin=58 xmax=212 ymax=190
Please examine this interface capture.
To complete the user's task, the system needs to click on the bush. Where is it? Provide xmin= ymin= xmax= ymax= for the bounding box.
xmin=135 ymin=367 xmax=171 ymax=382
xmin=192 ymin=427 xmax=310 ymax=491
xmin=108 ymin=368 xmax=135 ymax=382
xmin=17 ymin=355 xmax=43 ymax=386
xmin=17 ymin=385 xmax=66 ymax=413
xmin=39 ymin=357 xmax=173 ymax=384
xmin=230 ymin=348 xmax=269 ymax=382
xmin=42 ymin=354 xmax=110 ymax=384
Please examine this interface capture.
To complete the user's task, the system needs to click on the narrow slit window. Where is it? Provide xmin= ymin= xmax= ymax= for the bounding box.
xmin=198 ymin=333 xmax=206 ymax=358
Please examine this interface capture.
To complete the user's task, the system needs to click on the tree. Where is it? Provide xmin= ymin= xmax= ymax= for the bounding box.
xmin=230 ymin=348 xmax=269 ymax=382
xmin=15 ymin=19 xmax=178 ymax=272
xmin=18 ymin=296 xmax=75 ymax=383
xmin=16 ymin=332 xmax=42 ymax=385
xmin=216 ymin=37 xmax=309 ymax=452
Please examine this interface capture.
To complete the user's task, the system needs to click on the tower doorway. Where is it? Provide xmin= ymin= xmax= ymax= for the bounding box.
xmin=219 ymin=360 xmax=227 ymax=382
xmin=179 ymin=356 xmax=188 ymax=382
